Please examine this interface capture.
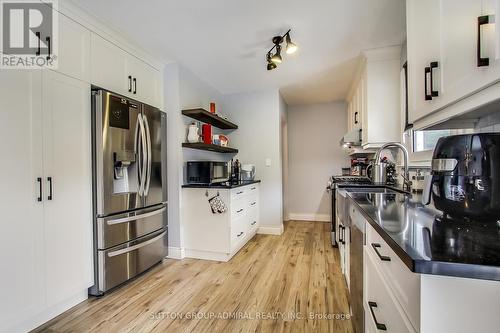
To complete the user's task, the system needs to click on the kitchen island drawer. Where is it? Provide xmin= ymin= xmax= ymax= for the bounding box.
xmin=230 ymin=216 xmax=247 ymax=249
xmin=364 ymin=249 xmax=416 ymax=333
xmin=366 ymin=223 xmax=420 ymax=331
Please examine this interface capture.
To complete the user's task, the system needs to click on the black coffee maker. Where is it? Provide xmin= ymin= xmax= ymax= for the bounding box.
xmin=423 ymin=133 xmax=500 ymax=220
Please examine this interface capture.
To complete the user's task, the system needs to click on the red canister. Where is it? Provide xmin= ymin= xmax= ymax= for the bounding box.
xmin=202 ymin=124 xmax=212 ymax=144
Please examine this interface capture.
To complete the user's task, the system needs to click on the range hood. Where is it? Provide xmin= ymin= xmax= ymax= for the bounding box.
xmin=340 ymin=127 xmax=362 ymax=147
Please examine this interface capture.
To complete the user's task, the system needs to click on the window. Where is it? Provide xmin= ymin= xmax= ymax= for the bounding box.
xmin=412 ymin=129 xmax=474 ymax=152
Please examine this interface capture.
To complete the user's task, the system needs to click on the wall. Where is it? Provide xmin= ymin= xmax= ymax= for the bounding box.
xmin=223 ymin=90 xmax=284 ymax=233
xmin=280 ymin=94 xmax=290 ymax=221
xmin=287 ymin=102 xmax=349 ymax=221
xmin=163 ymin=63 xmax=232 ymax=255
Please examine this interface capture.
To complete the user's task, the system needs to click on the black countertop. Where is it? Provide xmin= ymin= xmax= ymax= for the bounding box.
xmin=182 ymin=180 xmax=261 ymax=189
xmin=348 ymin=191 xmax=500 ymax=281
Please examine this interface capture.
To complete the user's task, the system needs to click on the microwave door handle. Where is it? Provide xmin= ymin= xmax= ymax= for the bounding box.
xmin=143 ymin=115 xmax=152 ymax=196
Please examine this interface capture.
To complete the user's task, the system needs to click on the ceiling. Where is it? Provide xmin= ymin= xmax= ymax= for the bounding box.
xmin=69 ymin=0 xmax=406 ymax=105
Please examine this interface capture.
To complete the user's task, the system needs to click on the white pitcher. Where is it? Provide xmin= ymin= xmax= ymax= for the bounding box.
xmin=187 ymin=123 xmax=199 ymax=143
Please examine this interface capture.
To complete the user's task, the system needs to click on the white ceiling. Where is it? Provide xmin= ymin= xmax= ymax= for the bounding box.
xmin=69 ymin=0 xmax=406 ymax=105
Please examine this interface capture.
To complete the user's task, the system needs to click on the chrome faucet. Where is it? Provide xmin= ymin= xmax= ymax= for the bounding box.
xmin=374 ymin=142 xmax=412 ymax=192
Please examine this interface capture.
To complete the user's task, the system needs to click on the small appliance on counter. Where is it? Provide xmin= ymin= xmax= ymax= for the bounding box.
xmin=423 ymin=133 xmax=500 ymax=220
xmin=186 ymin=161 xmax=230 ymax=185
xmin=241 ymin=164 xmax=256 ymax=181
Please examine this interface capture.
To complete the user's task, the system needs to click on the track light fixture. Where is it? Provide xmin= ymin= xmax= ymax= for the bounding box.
xmin=266 ymin=29 xmax=298 ymax=71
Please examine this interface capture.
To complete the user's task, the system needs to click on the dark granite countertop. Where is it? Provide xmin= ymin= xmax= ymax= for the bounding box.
xmin=347 ymin=190 xmax=500 ymax=281
xmin=182 ymin=180 xmax=261 ymax=189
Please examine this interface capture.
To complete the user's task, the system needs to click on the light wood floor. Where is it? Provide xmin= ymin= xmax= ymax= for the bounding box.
xmin=35 ymin=221 xmax=353 ymax=333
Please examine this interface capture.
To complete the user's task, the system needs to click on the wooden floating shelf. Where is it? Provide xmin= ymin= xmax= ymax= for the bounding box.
xmin=182 ymin=108 xmax=238 ymax=130
xmin=182 ymin=142 xmax=238 ymax=154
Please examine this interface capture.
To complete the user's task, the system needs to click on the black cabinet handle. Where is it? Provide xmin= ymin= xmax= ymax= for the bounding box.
xmin=478 ymin=15 xmax=490 ymax=67
xmin=424 ymin=66 xmax=432 ymax=100
xmin=47 ymin=177 xmax=53 ymax=200
xmin=237 ymin=231 xmax=244 ymax=237
xmin=237 ymin=208 xmax=244 ymax=213
xmin=251 ymin=187 xmax=256 ymax=190
xmin=251 ymin=202 xmax=256 ymax=206
xmin=430 ymin=61 xmax=439 ymax=97
xmin=368 ymin=301 xmax=387 ymax=331
xmin=128 ymin=75 xmax=132 ymax=92
xmin=354 ymin=111 xmax=359 ymax=124
xmin=237 ymin=191 xmax=243 ymax=195
xmin=37 ymin=177 xmax=42 ymax=202
xmin=251 ymin=221 xmax=257 ymax=226
xmin=36 ymin=32 xmax=41 ymax=56
xmin=133 ymin=78 xmax=137 ymax=94
xmin=45 ymin=36 xmax=51 ymax=60
xmin=371 ymin=243 xmax=391 ymax=261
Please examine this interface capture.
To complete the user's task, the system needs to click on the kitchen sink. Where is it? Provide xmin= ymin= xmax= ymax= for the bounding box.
xmin=344 ymin=187 xmax=399 ymax=194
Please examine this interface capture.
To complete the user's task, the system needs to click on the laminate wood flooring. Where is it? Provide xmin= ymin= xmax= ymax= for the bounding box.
xmin=34 ymin=221 xmax=353 ymax=333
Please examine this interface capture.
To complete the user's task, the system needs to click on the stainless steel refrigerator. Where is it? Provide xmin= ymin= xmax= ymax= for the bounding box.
xmin=89 ymin=89 xmax=167 ymax=296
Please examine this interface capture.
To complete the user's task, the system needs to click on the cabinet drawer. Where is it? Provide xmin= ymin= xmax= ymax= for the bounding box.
xmin=247 ymin=194 xmax=258 ymax=210
xmin=231 ymin=199 xmax=247 ymax=220
xmin=248 ymin=208 xmax=258 ymax=233
xmin=366 ymin=223 xmax=420 ymax=330
xmin=231 ymin=216 xmax=247 ymax=248
xmin=231 ymin=187 xmax=247 ymax=200
xmin=364 ymin=250 xmax=416 ymax=333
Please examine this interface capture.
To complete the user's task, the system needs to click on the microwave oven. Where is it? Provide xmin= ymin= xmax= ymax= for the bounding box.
xmin=186 ymin=161 xmax=229 ymax=184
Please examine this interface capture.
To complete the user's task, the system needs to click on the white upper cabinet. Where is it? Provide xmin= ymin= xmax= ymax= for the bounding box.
xmin=90 ymin=33 xmax=128 ymax=94
xmin=406 ymin=0 xmax=442 ymax=123
xmin=407 ymin=0 xmax=500 ymax=123
xmin=347 ymin=46 xmax=401 ymax=148
xmin=126 ymin=54 xmax=162 ymax=107
xmin=54 ymin=12 xmax=91 ymax=82
xmin=90 ymin=33 xmax=162 ymax=107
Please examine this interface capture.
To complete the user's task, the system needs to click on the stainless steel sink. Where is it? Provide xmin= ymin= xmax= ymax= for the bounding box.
xmin=344 ymin=187 xmax=398 ymax=194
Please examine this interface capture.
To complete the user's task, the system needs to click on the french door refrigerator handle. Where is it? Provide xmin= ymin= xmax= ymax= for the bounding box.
xmin=135 ymin=114 xmax=147 ymax=196
xmin=143 ymin=114 xmax=152 ymax=196
xmin=107 ymin=231 xmax=166 ymax=257
xmin=106 ymin=206 xmax=166 ymax=225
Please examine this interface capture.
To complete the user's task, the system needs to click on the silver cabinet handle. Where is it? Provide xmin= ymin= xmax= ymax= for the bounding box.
xmin=143 ymin=114 xmax=152 ymax=196
xmin=107 ymin=231 xmax=166 ymax=257
xmin=106 ymin=207 xmax=166 ymax=225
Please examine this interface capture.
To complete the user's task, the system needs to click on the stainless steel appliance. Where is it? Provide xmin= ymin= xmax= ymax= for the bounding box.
xmin=423 ymin=133 xmax=500 ymax=219
xmin=327 ymin=176 xmax=373 ymax=246
xmin=186 ymin=161 xmax=229 ymax=185
xmin=89 ymin=89 xmax=168 ymax=296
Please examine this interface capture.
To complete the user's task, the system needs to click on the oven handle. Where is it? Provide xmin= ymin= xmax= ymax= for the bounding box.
xmin=107 ymin=231 xmax=166 ymax=257
xmin=106 ymin=207 xmax=166 ymax=225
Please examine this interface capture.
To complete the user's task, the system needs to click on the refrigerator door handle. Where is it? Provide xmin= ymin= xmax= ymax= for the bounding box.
xmin=107 ymin=231 xmax=166 ymax=257
xmin=136 ymin=114 xmax=147 ymax=196
xmin=106 ymin=206 xmax=166 ymax=225
xmin=143 ymin=114 xmax=152 ymax=196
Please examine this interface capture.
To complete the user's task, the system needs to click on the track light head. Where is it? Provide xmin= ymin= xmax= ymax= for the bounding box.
xmin=270 ymin=45 xmax=282 ymax=64
xmin=285 ymin=33 xmax=298 ymax=54
xmin=267 ymin=62 xmax=277 ymax=71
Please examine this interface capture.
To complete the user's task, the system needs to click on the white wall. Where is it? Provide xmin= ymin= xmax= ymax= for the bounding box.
xmin=163 ymin=63 xmax=234 ymax=252
xmin=280 ymin=94 xmax=290 ymax=221
xmin=223 ymin=90 xmax=284 ymax=233
xmin=287 ymin=102 xmax=349 ymax=221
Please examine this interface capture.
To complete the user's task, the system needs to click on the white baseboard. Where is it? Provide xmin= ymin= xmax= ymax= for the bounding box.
xmin=257 ymin=224 xmax=284 ymax=235
xmin=12 ymin=290 xmax=88 ymax=333
xmin=288 ymin=213 xmax=330 ymax=222
xmin=166 ymin=246 xmax=185 ymax=259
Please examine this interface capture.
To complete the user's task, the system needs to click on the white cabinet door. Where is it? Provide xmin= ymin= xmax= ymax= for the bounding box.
xmin=90 ymin=33 xmax=128 ymax=94
xmin=0 ymin=70 xmax=45 ymax=331
xmin=41 ymin=70 xmax=93 ymax=306
xmin=54 ymin=12 xmax=90 ymax=82
xmin=406 ymin=0 xmax=442 ymax=123
xmin=126 ymin=55 xmax=161 ymax=107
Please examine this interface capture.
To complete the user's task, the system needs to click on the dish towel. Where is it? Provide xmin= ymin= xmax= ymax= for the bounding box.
xmin=208 ymin=195 xmax=227 ymax=214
